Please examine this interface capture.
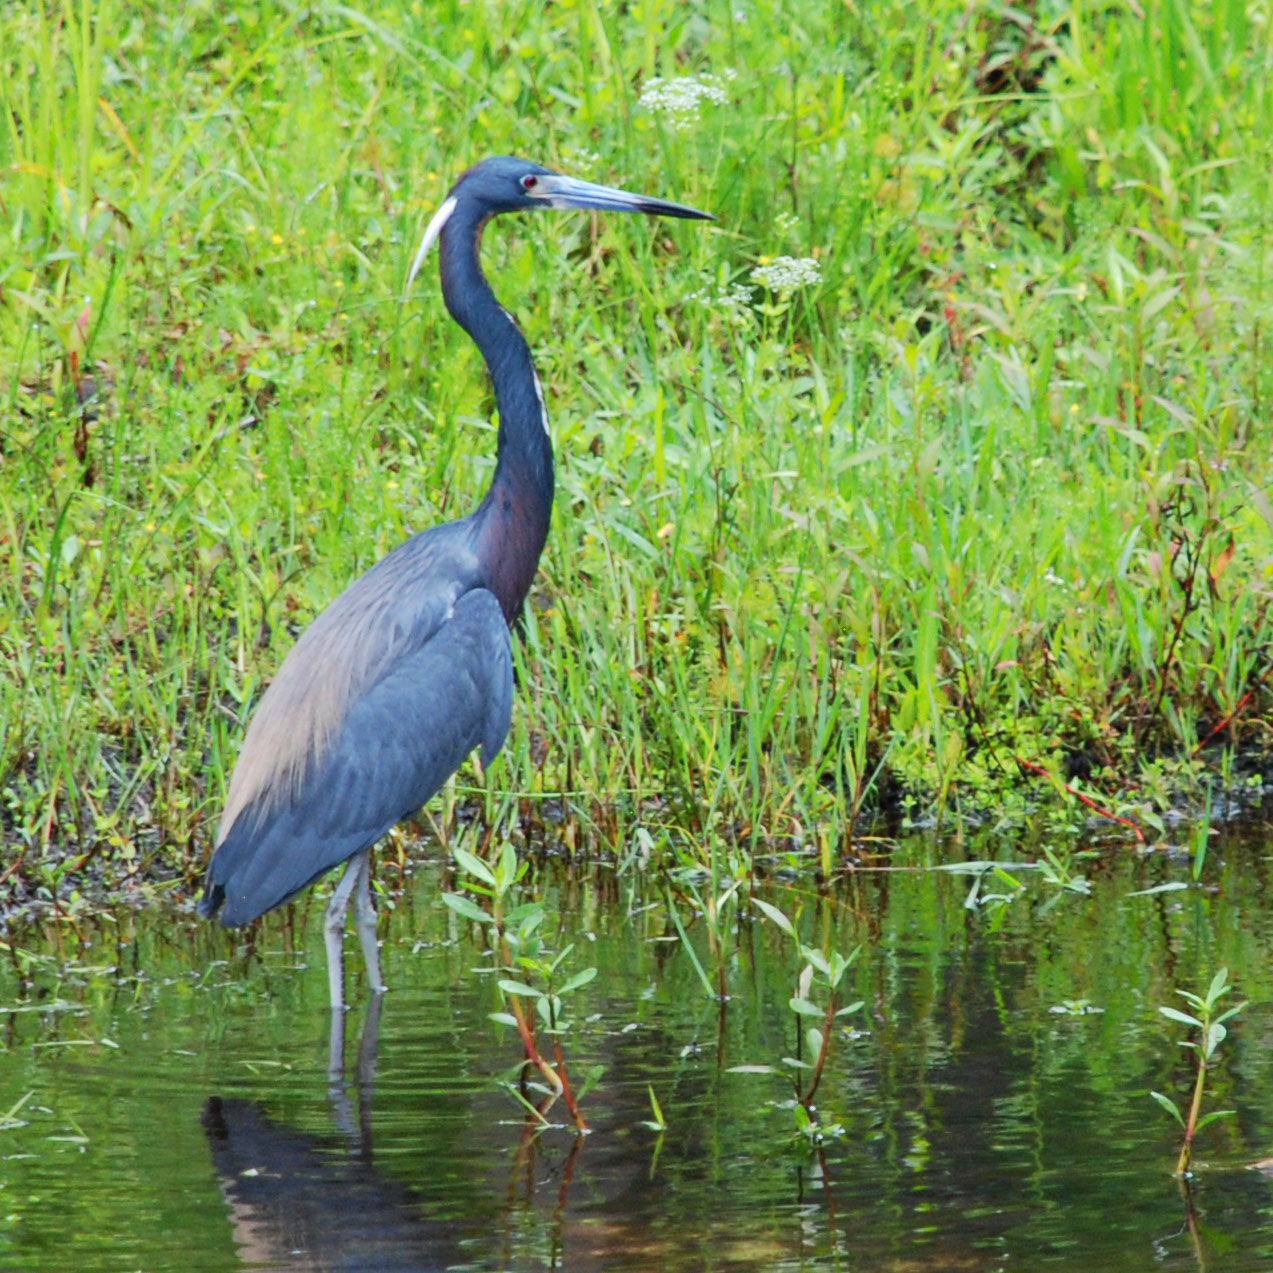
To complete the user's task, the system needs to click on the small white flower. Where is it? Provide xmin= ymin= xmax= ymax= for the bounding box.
xmin=750 ymin=256 xmax=822 ymax=292
xmin=685 ymin=273 xmax=753 ymax=316
xmin=774 ymin=210 xmax=800 ymax=236
xmin=561 ymin=146 xmax=602 ymax=173
xmin=637 ymin=72 xmax=736 ymax=130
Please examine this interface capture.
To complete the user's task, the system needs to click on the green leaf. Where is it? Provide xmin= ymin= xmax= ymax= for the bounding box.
xmin=495 ymin=840 xmax=518 ymax=891
xmin=1195 ymin=1109 xmax=1237 ymax=1133
xmin=557 ymin=966 xmax=598 ymax=995
xmin=789 ymin=996 xmax=823 ymax=1018
xmin=1125 ymin=882 xmax=1190 ymax=897
xmin=727 ymin=1064 xmax=779 ymax=1074
xmin=752 ymin=898 xmax=796 ymax=938
xmin=837 ymin=1000 xmax=865 ymax=1017
xmin=488 ymin=1012 xmax=519 ymax=1028
xmin=1149 ymin=1090 xmax=1185 ymax=1127
xmin=440 ymin=892 xmax=490 ymax=924
xmin=505 ymin=901 xmax=543 ymax=927
xmin=664 ymin=889 xmax=715 ymax=999
xmin=645 ymin=1084 xmax=666 ymax=1131
xmin=510 ymin=908 xmax=545 ymax=941
xmin=498 ymin=979 xmax=542 ymax=998
xmin=1159 ymin=1006 xmax=1202 ymax=1028
xmin=604 ymin=516 xmax=657 ymax=558
xmin=805 ymin=1026 xmax=824 ymax=1057
xmin=453 ymin=848 xmax=496 ymax=887
xmin=547 ymin=943 xmax=574 ymax=976
xmin=1202 ymin=1022 xmax=1227 ymax=1058
xmin=1206 ymin=967 xmax=1230 ymax=1007
xmin=992 ymin=866 xmax=1024 ymax=890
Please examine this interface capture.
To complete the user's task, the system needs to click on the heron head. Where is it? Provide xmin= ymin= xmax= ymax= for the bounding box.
xmin=407 ymin=156 xmax=712 ymax=289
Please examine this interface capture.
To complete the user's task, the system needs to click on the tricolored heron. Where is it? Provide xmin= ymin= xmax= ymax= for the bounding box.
xmin=198 ymin=157 xmax=711 ymax=1008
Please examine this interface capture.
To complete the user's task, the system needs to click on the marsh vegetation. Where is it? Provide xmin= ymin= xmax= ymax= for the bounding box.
xmin=3 ymin=1 xmax=1273 ymax=1266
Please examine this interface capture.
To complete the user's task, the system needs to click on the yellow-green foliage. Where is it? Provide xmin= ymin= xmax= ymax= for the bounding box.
xmin=2 ymin=0 xmax=1271 ymax=879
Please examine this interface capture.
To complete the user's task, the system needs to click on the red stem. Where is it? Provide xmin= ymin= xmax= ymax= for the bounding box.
xmin=1014 ymin=757 xmax=1147 ymax=844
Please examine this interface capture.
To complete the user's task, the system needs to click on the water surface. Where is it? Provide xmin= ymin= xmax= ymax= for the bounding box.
xmin=3 ymin=830 xmax=1273 ymax=1270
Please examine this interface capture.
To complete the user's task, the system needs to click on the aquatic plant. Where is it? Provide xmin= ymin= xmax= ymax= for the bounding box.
xmin=733 ymin=898 xmax=863 ymax=1143
xmin=1151 ymin=967 xmax=1245 ymax=1176
xmin=443 ymin=842 xmax=592 ymax=1129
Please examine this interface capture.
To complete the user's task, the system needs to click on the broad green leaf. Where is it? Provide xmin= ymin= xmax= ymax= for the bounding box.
xmin=511 ymin=915 xmax=545 ymax=944
xmin=1206 ymin=967 xmax=1230 ymax=1006
xmin=501 ymin=896 xmax=542 ymax=926
xmin=440 ymin=892 xmax=489 ymax=924
xmin=752 ymin=898 xmax=796 ymax=937
xmin=535 ymin=995 xmax=563 ymax=1028
xmin=1195 ymin=1109 xmax=1237 ymax=1133
xmin=1203 ymin=1022 xmax=1227 ymax=1058
xmin=557 ymin=967 xmax=598 ymax=995
xmin=789 ymin=996 xmax=823 ymax=1018
xmin=1149 ymin=1091 xmax=1185 ymax=1127
xmin=1159 ymin=1006 xmax=1202 ymax=1028
xmin=498 ymin=978 xmax=542 ymax=998
xmin=797 ymin=964 xmax=815 ymax=1001
xmin=495 ymin=840 xmax=518 ymax=890
xmin=453 ymin=848 xmax=496 ymax=886
xmin=1125 ymin=882 xmax=1190 ymax=897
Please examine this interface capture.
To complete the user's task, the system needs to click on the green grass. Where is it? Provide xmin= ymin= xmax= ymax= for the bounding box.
xmin=2 ymin=0 xmax=1272 ymax=896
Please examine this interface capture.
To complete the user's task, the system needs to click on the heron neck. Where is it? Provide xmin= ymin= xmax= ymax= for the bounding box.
xmin=439 ymin=212 xmax=555 ymax=618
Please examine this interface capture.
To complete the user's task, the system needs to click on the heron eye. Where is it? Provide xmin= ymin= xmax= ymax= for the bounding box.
xmin=521 ymin=174 xmax=538 ymax=191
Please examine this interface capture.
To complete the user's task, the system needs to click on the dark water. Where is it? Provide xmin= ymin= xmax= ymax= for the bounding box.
xmin=3 ymin=831 xmax=1273 ymax=1271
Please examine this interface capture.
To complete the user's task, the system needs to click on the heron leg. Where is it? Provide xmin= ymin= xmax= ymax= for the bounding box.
xmin=352 ymin=851 xmax=387 ymax=996
xmin=325 ymin=854 xmax=364 ymax=1010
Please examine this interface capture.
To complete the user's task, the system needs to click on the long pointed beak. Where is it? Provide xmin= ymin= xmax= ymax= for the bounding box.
xmin=405 ymin=173 xmax=712 ymax=294
xmin=535 ymin=174 xmax=713 ymax=221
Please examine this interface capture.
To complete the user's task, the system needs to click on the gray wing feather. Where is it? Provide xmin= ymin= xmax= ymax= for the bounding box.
xmin=212 ymin=526 xmax=486 ymax=844
xmin=204 ymin=587 xmax=512 ymax=926
xmin=481 ymin=614 xmax=514 ymax=765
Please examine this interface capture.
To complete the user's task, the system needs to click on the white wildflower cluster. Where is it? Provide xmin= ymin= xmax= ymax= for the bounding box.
xmin=774 ymin=210 xmax=800 ymax=236
xmin=637 ymin=71 xmax=736 ymax=130
xmin=684 ymin=278 xmax=754 ymax=315
xmin=560 ymin=146 xmax=602 ymax=173
xmin=749 ymin=255 xmax=823 ymax=292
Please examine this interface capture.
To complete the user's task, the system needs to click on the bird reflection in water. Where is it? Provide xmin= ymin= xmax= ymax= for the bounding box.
xmin=204 ymin=998 xmax=593 ymax=1271
xmin=201 ymin=999 xmax=459 ymax=1272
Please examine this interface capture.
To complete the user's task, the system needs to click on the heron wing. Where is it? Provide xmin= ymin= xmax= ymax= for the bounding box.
xmin=215 ymin=527 xmax=486 ymax=839
xmin=202 ymin=587 xmax=513 ymax=926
